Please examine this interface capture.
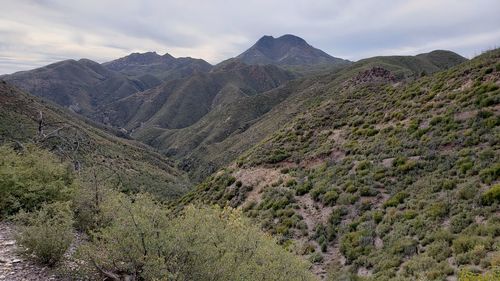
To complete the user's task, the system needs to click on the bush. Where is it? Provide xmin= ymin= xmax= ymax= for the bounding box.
xmin=426 ymin=240 xmax=451 ymax=262
xmin=426 ymin=202 xmax=448 ymax=219
xmin=384 ymin=191 xmax=409 ymax=208
xmin=323 ymin=190 xmax=339 ymax=206
xmin=14 ymin=202 xmax=73 ymax=266
xmin=0 ymin=145 xmax=74 ymax=217
xmin=479 ymin=164 xmax=500 ymax=184
xmin=452 ymin=235 xmax=491 ymax=254
xmin=296 ymin=181 xmax=313 ymax=195
xmin=450 ymin=213 xmax=473 ymax=233
xmin=80 ymin=195 xmax=315 ymax=281
xmin=481 ymin=184 xmax=500 ymax=205
xmin=340 ymin=230 xmax=373 ymax=262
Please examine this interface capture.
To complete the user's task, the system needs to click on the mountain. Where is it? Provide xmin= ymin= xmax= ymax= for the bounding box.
xmin=0 ymin=53 xmax=213 ymax=120
xmin=161 ymin=50 xmax=467 ymax=181
xmin=232 ymin=34 xmax=351 ymax=74
xmin=0 ymin=59 xmax=159 ymax=117
xmin=103 ymin=51 xmax=213 ymax=82
xmin=178 ymin=49 xmax=500 ymax=280
xmin=100 ymin=61 xmax=294 ymax=131
xmin=0 ymin=81 xmax=190 ymax=199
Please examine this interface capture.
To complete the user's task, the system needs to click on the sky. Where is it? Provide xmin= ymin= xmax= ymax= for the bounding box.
xmin=1 ymin=0 xmax=499 ymax=74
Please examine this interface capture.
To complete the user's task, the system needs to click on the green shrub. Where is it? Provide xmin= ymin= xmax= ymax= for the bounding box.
xmin=481 ymin=184 xmax=500 ymax=205
xmin=479 ymin=164 xmax=500 ymax=184
xmin=391 ymin=238 xmax=418 ymax=257
xmin=450 ymin=213 xmax=473 ymax=233
xmin=80 ymin=196 xmax=315 ymax=280
xmin=296 ymin=181 xmax=313 ymax=195
xmin=452 ymin=235 xmax=491 ymax=254
xmin=340 ymin=230 xmax=373 ymax=262
xmin=0 ymin=145 xmax=74 ymax=217
xmin=384 ymin=191 xmax=409 ymax=208
xmin=426 ymin=240 xmax=451 ymax=262
xmin=14 ymin=202 xmax=73 ymax=266
xmin=426 ymin=202 xmax=448 ymax=219
xmin=323 ymin=190 xmax=339 ymax=206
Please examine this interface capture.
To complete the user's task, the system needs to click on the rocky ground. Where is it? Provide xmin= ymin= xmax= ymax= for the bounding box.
xmin=0 ymin=222 xmax=59 ymax=281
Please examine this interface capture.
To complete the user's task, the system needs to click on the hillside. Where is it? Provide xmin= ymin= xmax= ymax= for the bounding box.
xmin=166 ymin=50 xmax=468 ymax=181
xmin=101 ymin=61 xmax=294 ymax=132
xmin=0 ymin=81 xmax=190 ymax=199
xmin=103 ymin=51 xmax=213 ymax=82
xmin=179 ymin=49 xmax=500 ymax=280
xmin=0 ymin=59 xmax=159 ymax=117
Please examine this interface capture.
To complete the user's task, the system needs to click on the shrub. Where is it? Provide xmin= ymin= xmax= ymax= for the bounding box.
xmin=323 ymin=190 xmax=339 ymax=206
xmin=459 ymin=268 xmax=500 ymax=281
xmin=452 ymin=235 xmax=491 ymax=254
xmin=481 ymin=184 xmax=500 ymax=205
xmin=450 ymin=213 xmax=473 ymax=233
xmin=340 ymin=230 xmax=373 ymax=262
xmin=0 ymin=145 xmax=74 ymax=217
xmin=479 ymin=164 xmax=500 ymax=184
xmin=391 ymin=238 xmax=418 ymax=257
xmin=426 ymin=240 xmax=451 ymax=262
xmin=80 ymin=196 xmax=315 ymax=281
xmin=296 ymin=181 xmax=313 ymax=195
xmin=384 ymin=191 xmax=409 ymax=208
xmin=14 ymin=202 xmax=73 ymax=266
xmin=426 ymin=202 xmax=448 ymax=219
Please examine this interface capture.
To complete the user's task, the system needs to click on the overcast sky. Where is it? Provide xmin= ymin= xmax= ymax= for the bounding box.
xmin=1 ymin=0 xmax=499 ymax=74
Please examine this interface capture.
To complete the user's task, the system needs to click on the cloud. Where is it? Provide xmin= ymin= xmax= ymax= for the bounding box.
xmin=0 ymin=0 xmax=499 ymax=74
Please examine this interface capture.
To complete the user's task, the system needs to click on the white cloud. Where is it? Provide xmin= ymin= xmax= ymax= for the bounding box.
xmin=0 ymin=0 xmax=499 ymax=74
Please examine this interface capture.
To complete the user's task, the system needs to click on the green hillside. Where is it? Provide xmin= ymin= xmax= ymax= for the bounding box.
xmin=180 ymin=49 xmax=500 ymax=280
xmin=168 ymin=51 xmax=467 ymax=181
xmin=0 ymin=81 xmax=190 ymax=199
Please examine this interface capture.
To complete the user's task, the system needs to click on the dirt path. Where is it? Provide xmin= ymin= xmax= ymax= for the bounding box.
xmin=0 ymin=222 xmax=59 ymax=281
xmin=296 ymin=194 xmax=341 ymax=280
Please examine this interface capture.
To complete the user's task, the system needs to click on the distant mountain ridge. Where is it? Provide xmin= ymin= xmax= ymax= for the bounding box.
xmin=0 ymin=59 xmax=156 ymax=116
xmin=103 ymin=51 xmax=212 ymax=82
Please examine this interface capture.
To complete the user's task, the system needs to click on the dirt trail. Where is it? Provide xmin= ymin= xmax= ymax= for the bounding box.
xmin=0 ymin=222 xmax=59 ymax=281
xmin=296 ymin=194 xmax=342 ymax=280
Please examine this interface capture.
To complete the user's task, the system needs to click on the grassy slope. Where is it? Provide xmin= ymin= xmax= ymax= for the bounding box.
xmin=179 ymin=50 xmax=499 ymax=280
xmin=0 ymin=82 xmax=190 ymax=200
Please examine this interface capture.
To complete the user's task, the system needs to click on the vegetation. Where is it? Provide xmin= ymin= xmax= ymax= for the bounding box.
xmin=0 ymin=145 xmax=74 ymax=217
xmin=181 ymin=49 xmax=500 ymax=280
xmin=0 ymin=144 xmax=313 ymax=279
xmin=14 ymin=202 xmax=74 ymax=266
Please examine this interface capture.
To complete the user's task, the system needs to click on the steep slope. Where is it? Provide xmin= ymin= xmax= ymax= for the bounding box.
xmin=101 ymin=62 xmax=294 ymax=131
xmin=171 ymin=50 xmax=467 ymax=181
xmin=179 ymin=49 xmax=500 ymax=280
xmin=103 ymin=51 xmax=212 ymax=82
xmin=0 ymin=59 xmax=158 ymax=117
xmin=232 ymin=34 xmax=351 ymax=74
xmin=0 ymin=81 xmax=190 ymax=199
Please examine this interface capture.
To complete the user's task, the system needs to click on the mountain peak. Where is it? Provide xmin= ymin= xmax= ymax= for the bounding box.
xmin=236 ymin=34 xmax=349 ymax=69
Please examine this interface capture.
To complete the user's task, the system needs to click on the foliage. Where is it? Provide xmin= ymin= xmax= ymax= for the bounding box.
xmin=14 ymin=202 xmax=74 ymax=266
xmin=80 ymin=196 xmax=315 ymax=280
xmin=0 ymin=145 xmax=74 ymax=217
xmin=481 ymin=184 xmax=500 ymax=205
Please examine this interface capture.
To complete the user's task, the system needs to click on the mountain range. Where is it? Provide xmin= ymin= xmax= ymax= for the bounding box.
xmin=1 ymin=34 xmax=498 ymax=281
